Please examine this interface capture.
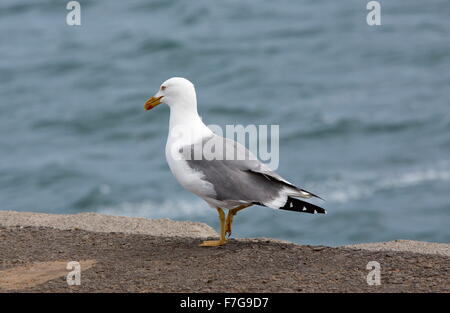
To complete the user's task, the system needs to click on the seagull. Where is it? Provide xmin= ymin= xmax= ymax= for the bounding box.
xmin=144 ymin=77 xmax=326 ymax=247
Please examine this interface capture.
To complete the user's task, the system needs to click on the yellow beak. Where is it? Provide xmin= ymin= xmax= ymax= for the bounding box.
xmin=144 ymin=96 xmax=164 ymax=111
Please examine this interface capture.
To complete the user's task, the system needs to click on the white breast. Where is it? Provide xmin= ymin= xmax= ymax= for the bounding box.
xmin=165 ymin=136 xmax=216 ymax=200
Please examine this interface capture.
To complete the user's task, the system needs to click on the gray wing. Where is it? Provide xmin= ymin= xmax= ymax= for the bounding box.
xmin=181 ymin=134 xmax=319 ymax=203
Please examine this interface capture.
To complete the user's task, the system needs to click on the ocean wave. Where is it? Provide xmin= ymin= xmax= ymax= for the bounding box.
xmin=131 ymin=0 xmax=177 ymax=12
xmin=138 ymin=38 xmax=184 ymax=54
xmin=324 ymin=163 xmax=450 ymax=203
xmin=94 ymin=199 xmax=211 ymax=220
xmin=282 ymin=116 xmax=431 ymax=141
xmin=0 ymin=2 xmax=36 ymax=17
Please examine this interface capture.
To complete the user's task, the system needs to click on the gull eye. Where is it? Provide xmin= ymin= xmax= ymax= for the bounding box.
xmin=161 ymin=85 xmax=166 ymax=91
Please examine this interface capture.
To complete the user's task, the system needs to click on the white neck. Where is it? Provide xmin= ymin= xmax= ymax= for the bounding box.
xmin=167 ymin=100 xmax=213 ymax=145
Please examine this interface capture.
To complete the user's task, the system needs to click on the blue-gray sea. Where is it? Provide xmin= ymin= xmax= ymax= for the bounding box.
xmin=1 ymin=0 xmax=449 ymax=246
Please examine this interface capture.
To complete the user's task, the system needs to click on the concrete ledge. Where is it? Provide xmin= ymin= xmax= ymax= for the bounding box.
xmin=345 ymin=240 xmax=450 ymax=257
xmin=0 ymin=210 xmax=449 ymax=293
xmin=0 ymin=210 xmax=217 ymax=238
xmin=1 ymin=211 xmax=448 ymax=256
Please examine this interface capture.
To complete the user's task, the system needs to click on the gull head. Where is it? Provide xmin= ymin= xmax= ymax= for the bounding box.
xmin=144 ymin=77 xmax=197 ymax=111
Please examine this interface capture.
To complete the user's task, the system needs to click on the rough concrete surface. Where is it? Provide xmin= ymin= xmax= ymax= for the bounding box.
xmin=0 ymin=210 xmax=217 ymax=238
xmin=346 ymin=240 xmax=450 ymax=257
xmin=0 ymin=211 xmax=448 ymax=293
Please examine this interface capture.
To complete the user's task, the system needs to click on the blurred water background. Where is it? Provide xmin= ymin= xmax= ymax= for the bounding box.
xmin=1 ymin=0 xmax=449 ymax=246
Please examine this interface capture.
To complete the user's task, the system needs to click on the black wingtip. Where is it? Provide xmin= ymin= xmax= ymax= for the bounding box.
xmin=280 ymin=197 xmax=327 ymax=214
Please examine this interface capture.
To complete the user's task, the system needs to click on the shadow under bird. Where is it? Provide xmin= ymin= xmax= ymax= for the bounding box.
xmin=144 ymin=77 xmax=326 ymax=246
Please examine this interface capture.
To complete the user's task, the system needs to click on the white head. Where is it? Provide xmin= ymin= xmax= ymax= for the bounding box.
xmin=144 ymin=77 xmax=197 ymax=111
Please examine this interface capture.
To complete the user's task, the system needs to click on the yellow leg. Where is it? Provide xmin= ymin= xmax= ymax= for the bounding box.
xmin=200 ymin=208 xmax=227 ymax=247
xmin=225 ymin=204 xmax=252 ymax=237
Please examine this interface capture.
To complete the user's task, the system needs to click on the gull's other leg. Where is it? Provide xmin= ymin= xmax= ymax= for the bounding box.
xmin=199 ymin=207 xmax=227 ymax=247
xmin=225 ymin=204 xmax=252 ymax=237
